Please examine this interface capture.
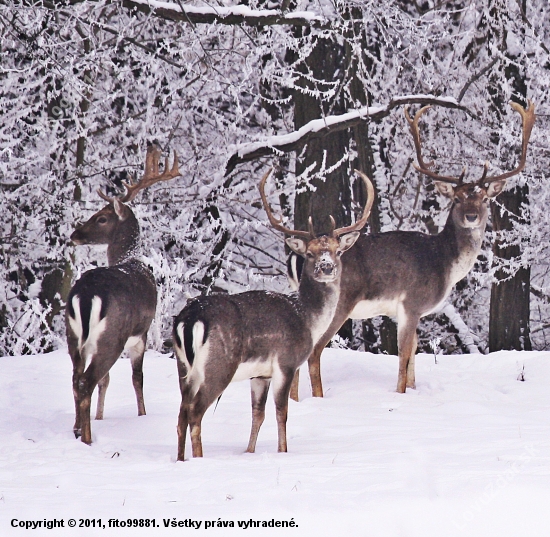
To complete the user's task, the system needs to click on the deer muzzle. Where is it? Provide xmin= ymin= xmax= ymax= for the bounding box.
xmin=314 ymin=255 xmax=337 ymax=280
xmin=70 ymin=229 xmax=85 ymax=244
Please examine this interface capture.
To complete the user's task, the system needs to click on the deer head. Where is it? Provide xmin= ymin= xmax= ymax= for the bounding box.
xmin=71 ymin=145 xmax=181 ymax=265
xmin=259 ymin=168 xmax=374 ymax=283
xmin=405 ymin=100 xmax=535 ymax=230
xmin=70 ymin=199 xmax=137 ymax=247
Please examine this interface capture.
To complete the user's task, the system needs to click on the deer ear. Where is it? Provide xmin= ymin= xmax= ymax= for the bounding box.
xmin=285 ymin=237 xmax=308 ymax=257
xmin=434 ymin=181 xmax=455 ymax=199
xmin=113 ymin=198 xmax=130 ymax=221
xmin=486 ymin=179 xmax=506 ymax=198
xmin=338 ymin=231 xmax=360 ymax=253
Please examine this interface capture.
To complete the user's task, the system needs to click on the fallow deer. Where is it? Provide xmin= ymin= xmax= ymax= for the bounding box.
xmin=66 ymin=145 xmax=181 ymax=444
xmin=288 ymin=100 xmax=535 ymax=397
xmin=173 ymin=169 xmax=374 ymax=460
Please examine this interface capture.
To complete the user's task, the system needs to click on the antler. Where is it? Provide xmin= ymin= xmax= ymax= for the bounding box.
xmin=259 ymin=168 xmax=311 ymax=238
xmin=259 ymin=168 xmax=374 ymax=239
xmin=331 ymin=170 xmax=374 ymax=237
xmin=405 ymin=105 xmax=466 ymax=185
xmin=481 ymin=99 xmax=536 ymax=185
xmin=98 ymin=145 xmax=181 ymax=204
xmin=405 ymin=100 xmax=536 ymax=186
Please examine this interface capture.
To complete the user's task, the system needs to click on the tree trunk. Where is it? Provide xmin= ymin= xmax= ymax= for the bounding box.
xmin=292 ymin=32 xmax=355 ymax=343
xmin=293 ymin=34 xmax=351 ymax=234
xmin=487 ymin=0 xmax=531 ymax=351
xmin=344 ymin=7 xmax=398 ymax=354
xmin=489 ymin=185 xmax=531 ymax=351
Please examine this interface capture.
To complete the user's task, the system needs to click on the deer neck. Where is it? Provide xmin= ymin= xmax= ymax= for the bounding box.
xmin=107 ymin=219 xmax=141 ymax=266
xmin=297 ymin=272 xmax=341 ymax=347
xmin=440 ymin=209 xmax=486 ymax=286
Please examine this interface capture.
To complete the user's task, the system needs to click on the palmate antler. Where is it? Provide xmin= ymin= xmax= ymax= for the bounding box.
xmin=98 ymin=144 xmax=181 ymax=203
xmin=259 ymin=168 xmax=374 ymax=238
xmin=405 ymin=100 xmax=536 ymax=186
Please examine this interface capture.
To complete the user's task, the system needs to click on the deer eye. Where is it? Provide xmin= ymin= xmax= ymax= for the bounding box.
xmin=97 ymin=216 xmax=108 ymax=224
xmin=454 ymin=197 xmax=461 ymax=204
xmin=306 ymin=251 xmax=314 ymax=259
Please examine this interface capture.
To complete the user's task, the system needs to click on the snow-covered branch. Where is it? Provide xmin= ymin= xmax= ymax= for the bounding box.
xmin=129 ymin=0 xmax=325 ymax=26
xmin=225 ymin=95 xmax=470 ymax=174
xmin=44 ymin=0 xmax=327 ymax=27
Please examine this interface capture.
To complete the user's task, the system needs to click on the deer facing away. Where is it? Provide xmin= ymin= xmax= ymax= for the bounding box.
xmin=173 ymin=169 xmax=374 ymax=461
xmin=66 ymin=145 xmax=180 ymax=445
xmin=288 ymin=100 xmax=535 ymax=397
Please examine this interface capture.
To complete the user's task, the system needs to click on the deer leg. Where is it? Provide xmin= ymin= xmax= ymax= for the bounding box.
xmin=308 ymin=344 xmax=325 ymax=398
xmin=406 ymin=332 xmax=418 ymax=389
xmin=177 ymin=402 xmax=189 ymax=461
xmin=77 ymin=378 xmax=93 ymax=445
xmin=246 ymin=377 xmax=271 ymax=453
xmin=396 ymin=313 xmax=419 ymax=393
xmin=181 ymin=395 xmax=204 ymax=458
xmin=272 ymin=367 xmax=294 ymax=453
xmin=95 ymin=372 xmax=110 ymax=420
xmin=72 ymin=383 xmax=83 ymax=439
xmin=77 ymin=347 xmax=122 ymax=444
xmin=128 ymin=336 xmax=146 ymax=416
xmin=72 ymin=370 xmax=83 ymax=438
xmin=307 ymin=314 xmax=350 ymax=398
xmin=289 ymin=369 xmax=299 ymax=402
xmin=187 ymin=394 xmax=210 ymax=459
xmin=69 ymin=342 xmax=85 ymax=439
xmin=189 ymin=422 xmax=203 ymax=458
xmin=71 ymin=358 xmax=92 ymax=443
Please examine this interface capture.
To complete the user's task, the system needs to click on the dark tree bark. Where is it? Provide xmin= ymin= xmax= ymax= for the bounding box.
xmin=292 ymin=35 xmax=351 ymax=235
xmin=489 ymin=185 xmax=531 ymax=350
xmin=290 ymin=31 xmax=355 ymax=343
xmin=487 ymin=0 xmax=531 ymax=351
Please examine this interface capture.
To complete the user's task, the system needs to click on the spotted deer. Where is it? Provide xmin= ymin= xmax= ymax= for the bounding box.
xmin=66 ymin=145 xmax=180 ymax=445
xmin=288 ymin=100 xmax=535 ymax=397
xmin=173 ymin=169 xmax=374 ymax=461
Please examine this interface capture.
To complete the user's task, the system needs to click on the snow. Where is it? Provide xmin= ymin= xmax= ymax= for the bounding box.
xmin=1 ymin=348 xmax=550 ymax=536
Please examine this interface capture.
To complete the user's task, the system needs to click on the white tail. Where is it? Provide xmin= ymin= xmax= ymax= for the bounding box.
xmin=173 ymin=169 xmax=374 ymax=460
xmin=66 ymin=145 xmax=180 ymax=445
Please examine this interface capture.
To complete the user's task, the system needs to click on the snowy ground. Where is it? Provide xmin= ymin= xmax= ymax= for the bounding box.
xmin=1 ymin=347 xmax=549 ymax=536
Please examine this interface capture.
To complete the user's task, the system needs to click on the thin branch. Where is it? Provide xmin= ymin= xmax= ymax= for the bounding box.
xmin=513 ymin=0 xmax=550 ymax=55
xmin=37 ymin=1 xmax=190 ymax=70
xmin=457 ymin=57 xmax=499 ymax=103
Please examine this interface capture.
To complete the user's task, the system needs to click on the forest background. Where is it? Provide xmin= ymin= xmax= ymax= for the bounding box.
xmin=1 ymin=0 xmax=549 ymax=358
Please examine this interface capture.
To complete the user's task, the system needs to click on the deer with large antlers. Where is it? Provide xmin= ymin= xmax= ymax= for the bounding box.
xmin=288 ymin=100 xmax=535 ymax=397
xmin=173 ymin=169 xmax=374 ymax=460
xmin=66 ymin=144 xmax=181 ymax=445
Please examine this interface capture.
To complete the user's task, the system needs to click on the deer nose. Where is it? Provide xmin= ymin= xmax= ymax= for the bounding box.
xmin=465 ymin=214 xmax=478 ymax=223
xmin=70 ymin=229 xmax=83 ymax=244
xmin=317 ymin=261 xmax=335 ymax=276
